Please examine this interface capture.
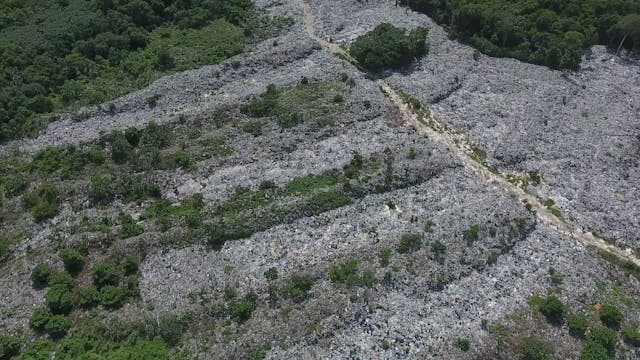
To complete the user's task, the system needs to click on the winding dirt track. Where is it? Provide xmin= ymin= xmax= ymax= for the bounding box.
xmin=293 ymin=0 xmax=640 ymax=269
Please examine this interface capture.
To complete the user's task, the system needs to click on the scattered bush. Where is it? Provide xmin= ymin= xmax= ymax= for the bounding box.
xmin=45 ymin=285 xmax=74 ymax=314
xmin=264 ymin=267 xmax=278 ymax=281
xmin=456 ymin=338 xmax=470 ymax=352
xmin=521 ymin=338 xmax=552 ymax=360
xmin=58 ymin=248 xmax=84 ymax=274
xmin=329 ymin=259 xmax=375 ymax=287
xmin=463 ymin=224 xmax=480 ymax=244
xmin=48 ymin=272 xmax=74 ymax=289
xmin=0 ymin=335 xmax=20 ymax=360
xmin=431 ymin=241 xmax=447 ymax=256
xmin=44 ymin=314 xmax=71 ymax=338
xmin=3 ymin=175 xmax=28 ymax=197
xmin=580 ymin=341 xmax=610 ymax=360
xmin=538 ymin=295 xmax=565 ymax=325
xmin=78 ymin=286 xmax=101 ymax=308
xmin=587 ymin=327 xmax=618 ymax=356
xmin=568 ymin=314 xmax=589 ymax=338
xmin=599 ymin=304 xmax=624 ymax=329
xmin=229 ymin=297 xmax=256 ymax=323
xmin=158 ymin=316 xmax=186 ymax=347
xmin=622 ymin=325 xmax=640 ymax=347
xmin=122 ymin=256 xmax=140 ymax=275
xmin=378 ymin=249 xmax=392 ymax=267
xmin=110 ymin=131 xmax=134 ymax=164
xmin=350 ymin=23 xmax=428 ymax=72
xmin=31 ymin=263 xmax=52 ymax=288
xmin=119 ymin=214 xmax=144 ymax=239
xmin=92 ymin=263 xmax=120 ymax=288
xmin=100 ymin=285 xmax=126 ymax=309
xmin=89 ymin=176 xmax=115 ymax=204
xmin=24 ymin=184 xmax=60 ymax=221
xmin=30 ymin=306 xmax=53 ymax=331
xmin=284 ymin=275 xmax=313 ymax=302
xmin=397 ymin=233 xmax=423 ymax=254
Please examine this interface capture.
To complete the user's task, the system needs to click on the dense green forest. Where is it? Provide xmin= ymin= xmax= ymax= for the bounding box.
xmin=0 ymin=0 xmax=289 ymax=143
xmin=404 ymin=0 xmax=640 ymax=69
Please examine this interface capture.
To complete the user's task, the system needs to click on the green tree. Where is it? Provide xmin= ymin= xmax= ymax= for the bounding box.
xmin=58 ymin=248 xmax=84 ymax=274
xmin=45 ymin=285 xmax=73 ymax=314
xmin=31 ymin=263 xmax=52 ymax=288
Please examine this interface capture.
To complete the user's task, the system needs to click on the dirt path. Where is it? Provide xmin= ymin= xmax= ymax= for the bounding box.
xmin=294 ymin=0 xmax=640 ymax=269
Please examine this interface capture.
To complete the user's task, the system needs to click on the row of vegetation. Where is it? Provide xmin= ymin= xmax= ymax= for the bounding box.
xmin=0 ymin=0 xmax=291 ymax=142
xmin=404 ymin=0 xmax=640 ymax=69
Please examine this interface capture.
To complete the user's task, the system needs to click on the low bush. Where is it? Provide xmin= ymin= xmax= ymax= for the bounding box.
xmin=119 ymin=214 xmax=144 ymax=239
xmin=100 ymin=285 xmax=126 ymax=309
xmin=45 ymin=285 xmax=74 ymax=314
xmin=0 ymin=335 xmax=20 ymax=360
xmin=580 ymin=341 xmax=609 ymax=360
xmin=329 ymin=259 xmax=375 ymax=287
xmin=158 ymin=316 xmax=186 ymax=347
xmin=456 ymin=338 xmax=470 ymax=352
xmin=58 ymin=248 xmax=84 ymax=274
xmin=622 ymin=325 xmax=640 ymax=347
xmin=599 ymin=304 xmax=624 ymax=329
xmin=431 ymin=241 xmax=447 ymax=256
xmin=538 ymin=295 xmax=565 ymax=325
xmin=24 ymin=184 xmax=60 ymax=221
xmin=29 ymin=306 xmax=53 ymax=331
xmin=568 ymin=314 xmax=589 ymax=338
xmin=44 ymin=315 xmax=71 ymax=338
xmin=397 ymin=233 xmax=423 ymax=254
xmin=284 ymin=275 xmax=313 ymax=302
xmin=48 ymin=272 xmax=74 ymax=289
xmin=78 ymin=286 xmax=101 ymax=308
xmin=31 ymin=263 xmax=52 ymax=288
xmin=587 ymin=327 xmax=617 ymax=356
xmin=92 ymin=263 xmax=120 ymax=288
xmin=122 ymin=256 xmax=140 ymax=275
xmin=521 ymin=338 xmax=552 ymax=360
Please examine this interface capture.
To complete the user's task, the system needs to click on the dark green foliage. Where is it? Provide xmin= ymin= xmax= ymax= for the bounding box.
xmin=45 ymin=285 xmax=74 ymax=314
xmin=243 ymin=120 xmax=265 ymax=136
xmin=119 ymin=214 xmax=144 ymax=239
xmin=31 ymin=263 xmax=52 ymax=288
xmin=24 ymin=184 xmax=59 ymax=221
xmin=241 ymin=84 xmax=301 ymax=129
xmin=3 ymin=175 xmax=28 ymax=197
xmin=124 ymin=277 xmax=141 ymax=298
xmin=580 ymin=341 xmax=610 ymax=360
xmin=30 ymin=306 xmax=53 ymax=331
xmin=599 ymin=304 xmax=624 ymax=329
xmin=307 ymin=190 xmax=352 ymax=213
xmin=587 ymin=327 xmax=617 ymax=356
xmin=284 ymin=275 xmax=313 ymax=302
xmin=329 ymin=259 xmax=375 ymax=287
xmin=229 ymin=293 xmax=257 ymax=323
xmin=538 ymin=295 xmax=565 ymax=325
xmin=622 ymin=325 xmax=640 ymax=347
xmin=44 ymin=314 xmax=71 ymax=338
xmin=431 ymin=241 xmax=447 ymax=256
xmin=405 ymin=0 xmax=640 ymax=70
xmin=58 ymin=248 xmax=84 ymax=274
xmin=89 ymin=176 xmax=115 ymax=204
xmin=0 ymin=335 xmax=20 ymax=360
xmin=350 ymin=23 xmax=428 ymax=72
xmin=78 ymin=286 xmax=101 ymax=308
xmin=463 ymin=224 xmax=480 ymax=244
xmin=0 ymin=238 xmax=10 ymax=264
xmin=100 ymin=285 xmax=126 ymax=309
xmin=48 ymin=272 xmax=74 ymax=289
xmin=568 ymin=314 xmax=589 ymax=338
xmin=264 ymin=267 xmax=278 ymax=281
xmin=30 ymin=146 xmax=88 ymax=178
xmin=378 ymin=249 xmax=392 ymax=267
xmin=92 ymin=263 xmax=120 ymax=288
xmin=171 ymin=151 xmax=192 ymax=169
xmin=110 ymin=132 xmax=135 ymax=164
xmin=456 ymin=338 xmax=470 ymax=352
xmin=521 ymin=338 xmax=552 ymax=360
xmin=157 ymin=316 xmax=186 ymax=347
xmin=122 ymin=256 xmax=140 ymax=274
xmin=397 ymin=233 xmax=423 ymax=254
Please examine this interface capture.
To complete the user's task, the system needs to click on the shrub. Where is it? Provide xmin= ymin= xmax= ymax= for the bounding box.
xmin=30 ymin=306 xmax=53 ymax=330
xmin=538 ymin=295 xmax=565 ymax=325
xmin=587 ymin=327 xmax=617 ymax=355
xmin=89 ymin=176 xmax=115 ymax=204
xmin=119 ymin=214 xmax=143 ymax=239
xmin=124 ymin=127 xmax=141 ymax=147
xmin=463 ymin=224 xmax=480 ymax=244
xmin=25 ymin=184 xmax=60 ymax=221
xmin=124 ymin=277 xmax=140 ymax=298
xmin=397 ymin=233 xmax=423 ymax=254
xmin=58 ymin=248 xmax=84 ymax=274
xmin=45 ymin=285 xmax=74 ymax=314
xmin=521 ymin=338 xmax=551 ymax=360
xmin=3 ymin=175 xmax=28 ymax=197
xmin=599 ymin=304 xmax=624 ymax=329
xmin=100 ymin=285 xmax=126 ymax=309
xmin=568 ymin=314 xmax=589 ymax=338
xmin=378 ymin=249 xmax=392 ymax=267
xmin=329 ymin=259 xmax=375 ymax=287
xmin=0 ymin=335 xmax=20 ymax=360
xmin=243 ymin=120 xmax=264 ymax=136
xmin=78 ymin=286 xmax=101 ymax=308
xmin=284 ymin=275 xmax=313 ymax=302
xmin=622 ymin=325 xmax=640 ymax=347
xmin=122 ymin=256 xmax=140 ymax=275
xmin=456 ymin=338 xmax=470 ymax=352
xmin=141 ymin=122 xmax=171 ymax=148
xmin=350 ymin=23 xmax=428 ymax=72
xmin=229 ymin=298 xmax=255 ymax=323
xmin=264 ymin=267 xmax=278 ymax=281
xmin=580 ymin=341 xmax=609 ymax=360
xmin=31 ymin=263 xmax=52 ymax=288
xmin=44 ymin=314 xmax=71 ymax=338
xmin=431 ymin=241 xmax=447 ymax=256
xmin=48 ymin=272 xmax=74 ymax=289
xmin=92 ymin=263 xmax=120 ymax=288
xmin=158 ymin=316 xmax=186 ymax=347
xmin=171 ymin=151 xmax=192 ymax=169
xmin=110 ymin=131 xmax=134 ymax=164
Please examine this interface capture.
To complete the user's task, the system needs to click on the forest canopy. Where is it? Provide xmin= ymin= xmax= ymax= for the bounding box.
xmin=0 ymin=0 xmax=287 ymax=143
xmin=404 ymin=0 xmax=640 ymax=70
